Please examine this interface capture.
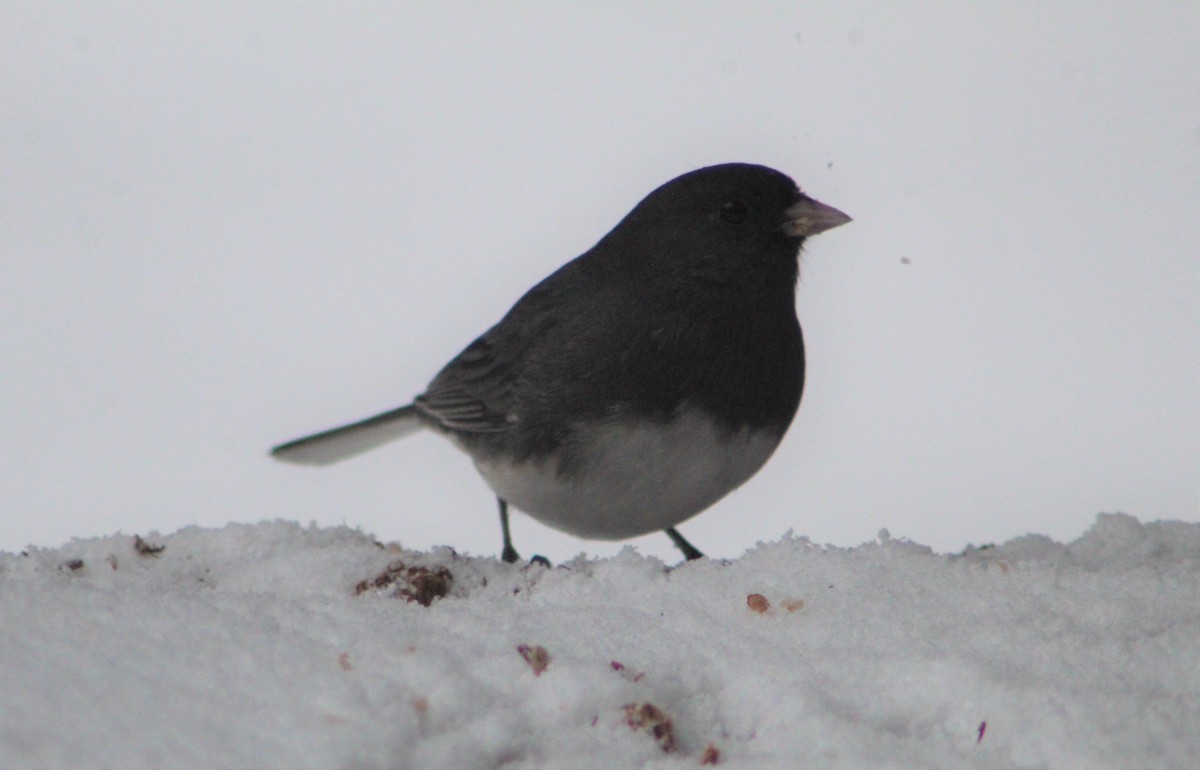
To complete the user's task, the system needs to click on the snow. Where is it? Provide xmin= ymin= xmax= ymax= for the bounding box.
xmin=2 ymin=514 xmax=1197 ymax=769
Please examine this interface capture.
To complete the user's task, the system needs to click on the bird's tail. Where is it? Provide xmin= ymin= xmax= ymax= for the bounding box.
xmin=271 ymin=405 xmax=422 ymax=466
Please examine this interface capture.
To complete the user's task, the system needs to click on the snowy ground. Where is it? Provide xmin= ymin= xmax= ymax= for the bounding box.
xmin=2 ymin=513 xmax=1196 ymax=769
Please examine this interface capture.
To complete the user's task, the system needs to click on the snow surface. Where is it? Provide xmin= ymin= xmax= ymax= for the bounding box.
xmin=2 ymin=513 xmax=1197 ymax=769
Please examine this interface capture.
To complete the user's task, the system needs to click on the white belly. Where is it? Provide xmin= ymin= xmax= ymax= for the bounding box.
xmin=473 ymin=409 xmax=783 ymax=540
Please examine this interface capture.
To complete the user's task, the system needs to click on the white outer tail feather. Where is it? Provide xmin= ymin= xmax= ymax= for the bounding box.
xmin=271 ymin=405 xmax=422 ymax=466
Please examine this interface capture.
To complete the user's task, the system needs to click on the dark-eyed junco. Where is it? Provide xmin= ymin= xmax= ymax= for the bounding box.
xmin=272 ymin=163 xmax=850 ymax=562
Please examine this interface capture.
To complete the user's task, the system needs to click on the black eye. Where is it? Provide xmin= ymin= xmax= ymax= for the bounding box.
xmin=719 ymin=200 xmax=748 ymax=224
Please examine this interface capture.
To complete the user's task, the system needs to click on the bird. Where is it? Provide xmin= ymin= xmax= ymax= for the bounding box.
xmin=271 ymin=163 xmax=850 ymax=563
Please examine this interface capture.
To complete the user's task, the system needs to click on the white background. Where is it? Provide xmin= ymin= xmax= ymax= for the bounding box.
xmin=4 ymin=3 xmax=1197 ymax=561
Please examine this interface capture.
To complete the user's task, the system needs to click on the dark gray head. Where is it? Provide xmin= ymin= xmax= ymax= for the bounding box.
xmin=597 ymin=163 xmax=850 ymax=283
xmin=636 ymin=163 xmax=848 ymax=232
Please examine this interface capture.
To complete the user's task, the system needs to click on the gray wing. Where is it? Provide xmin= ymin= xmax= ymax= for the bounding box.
xmin=417 ymin=234 xmax=678 ymax=441
xmin=414 ymin=274 xmax=572 ymax=435
xmin=414 ymin=335 xmax=520 ymax=433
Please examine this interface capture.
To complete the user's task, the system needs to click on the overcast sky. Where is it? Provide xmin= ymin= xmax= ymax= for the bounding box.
xmin=3 ymin=3 xmax=1197 ymax=562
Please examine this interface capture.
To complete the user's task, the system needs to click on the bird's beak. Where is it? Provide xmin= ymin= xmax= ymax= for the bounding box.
xmin=783 ymin=195 xmax=852 ymax=238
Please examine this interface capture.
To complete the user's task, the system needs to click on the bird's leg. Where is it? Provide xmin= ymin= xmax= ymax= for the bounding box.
xmin=665 ymin=527 xmax=704 ymax=561
xmin=498 ymin=498 xmax=520 ymax=564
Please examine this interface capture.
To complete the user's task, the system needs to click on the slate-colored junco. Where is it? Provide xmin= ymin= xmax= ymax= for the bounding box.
xmin=272 ymin=163 xmax=850 ymax=562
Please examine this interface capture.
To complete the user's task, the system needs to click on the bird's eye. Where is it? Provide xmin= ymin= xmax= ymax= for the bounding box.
xmin=719 ymin=200 xmax=748 ymax=224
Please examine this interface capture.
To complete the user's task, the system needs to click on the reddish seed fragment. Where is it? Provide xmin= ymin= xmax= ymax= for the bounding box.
xmin=518 ymin=644 xmax=550 ymax=676
xmin=623 ymin=702 xmax=675 ymax=753
xmin=133 ymin=535 xmax=165 ymax=556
